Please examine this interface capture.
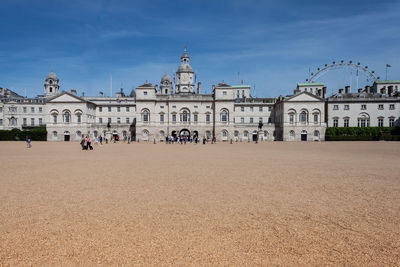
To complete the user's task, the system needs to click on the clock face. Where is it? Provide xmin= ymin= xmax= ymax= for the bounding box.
xmin=181 ymin=74 xmax=188 ymax=84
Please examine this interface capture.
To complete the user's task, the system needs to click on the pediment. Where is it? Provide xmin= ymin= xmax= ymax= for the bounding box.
xmin=48 ymin=93 xmax=84 ymax=103
xmin=286 ymin=92 xmax=322 ymax=102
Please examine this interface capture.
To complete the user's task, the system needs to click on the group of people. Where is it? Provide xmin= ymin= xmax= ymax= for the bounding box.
xmin=80 ymin=135 xmax=93 ymax=150
xmin=165 ymin=135 xmax=214 ymax=145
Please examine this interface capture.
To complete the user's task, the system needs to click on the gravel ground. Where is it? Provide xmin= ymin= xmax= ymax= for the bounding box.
xmin=0 ymin=141 xmax=399 ymax=266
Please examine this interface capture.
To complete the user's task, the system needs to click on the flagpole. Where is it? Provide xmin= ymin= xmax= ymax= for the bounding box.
xmin=386 ymin=66 xmax=387 ymax=81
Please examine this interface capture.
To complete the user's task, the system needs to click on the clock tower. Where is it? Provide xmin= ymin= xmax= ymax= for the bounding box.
xmin=176 ymin=47 xmax=195 ymax=94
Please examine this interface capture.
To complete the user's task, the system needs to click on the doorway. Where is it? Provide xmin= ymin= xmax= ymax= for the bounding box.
xmin=64 ymin=131 xmax=70 ymax=142
xmin=301 ymin=130 xmax=307 ymax=141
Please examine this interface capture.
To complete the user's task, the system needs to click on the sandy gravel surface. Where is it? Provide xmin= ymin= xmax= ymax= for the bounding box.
xmin=0 ymin=141 xmax=399 ymax=266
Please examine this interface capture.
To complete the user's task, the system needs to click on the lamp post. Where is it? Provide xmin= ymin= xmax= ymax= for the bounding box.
xmin=257 ymin=121 xmax=263 ymax=143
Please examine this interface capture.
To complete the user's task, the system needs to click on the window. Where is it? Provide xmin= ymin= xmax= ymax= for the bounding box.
xmin=221 ymin=110 xmax=228 ymax=122
xmin=144 ymin=91 xmax=148 ymax=95
xmin=289 ymin=114 xmax=294 ymax=124
xmin=223 ymin=91 xmax=227 ymax=96
xmin=206 ymin=105 xmax=210 ymax=109
xmin=241 ymin=106 xmax=244 ymax=112
xmin=31 ymin=118 xmax=34 ymax=126
xmin=23 ymin=107 xmax=27 ymax=113
xmin=222 ymin=130 xmax=227 ymax=137
xmin=259 ymin=107 xmax=263 ymax=112
xmin=31 ymin=107 xmax=35 ymax=113
xmin=268 ymin=117 xmax=272 ymax=123
xmin=160 ymin=106 xmax=164 ymax=109
xmin=39 ymin=107 xmax=42 ymax=113
xmin=117 ymin=107 xmax=121 ymax=112
xmin=77 ymin=114 xmax=81 ymax=123
xmin=259 ymin=117 xmax=263 ymax=123
xmin=268 ymin=106 xmax=272 ymax=111
xmin=172 ymin=114 xmax=177 ymax=122
xmin=244 ymin=131 xmax=248 ymax=137
xmin=99 ymin=107 xmax=102 ymax=112
xmin=250 ymin=117 xmax=254 ymax=123
xmin=389 ymin=104 xmax=395 ymax=110
xmin=250 ymin=107 xmax=253 ymax=112
xmin=234 ymin=131 xmax=239 ymax=137
xmin=358 ymin=118 xmax=369 ymax=127
xmin=126 ymin=118 xmax=130 ymax=124
xmin=314 ymin=130 xmax=319 ymax=137
xmin=206 ymin=114 xmax=210 ymax=123
xmin=378 ymin=104 xmax=384 ymax=110
xmin=300 ymin=111 xmax=307 ymax=123
xmin=344 ymin=105 xmax=349 ymax=110
xmin=108 ymin=117 xmax=112 ymax=123
xmin=108 ymin=106 xmax=111 ymax=112
xmin=333 ymin=105 xmax=339 ymax=110
xmin=240 ymin=117 xmax=244 ymax=123
xmin=181 ymin=110 xmax=189 ymax=122
xmin=389 ymin=117 xmax=395 ymax=127
xmin=361 ymin=105 xmax=366 ymax=110
xmin=63 ymin=111 xmax=71 ymax=123
xmin=143 ymin=110 xmax=149 ymax=122
xmin=117 ymin=117 xmax=121 ymax=124
xmin=0 ymin=107 xmax=2 ymax=112
xmin=333 ymin=119 xmax=339 ymax=127
xmin=126 ymin=107 xmax=130 ymax=112
xmin=314 ymin=114 xmax=318 ymax=124
xmin=23 ymin=118 xmax=27 ymax=126
xmin=0 ymin=119 xmax=2 ymax=125
xmin=194 ymin=114 xmax=198 ymax=123
xmin=344 ymin=118 xmax=349 ymax=127
xmin=99 ymin=118 xmax=103 ymax=124
xmin=52 ymin=131 xmax=57 ymax=138
xmin=160 ymin=114 xmax=164 ymax=122
xmin=378 ymin=118 xmax=384 ymax=127
xmin=194 ymin=105 xmax=198 ymax=108
xmin=53 ymin=115 xmax=57 ymax=124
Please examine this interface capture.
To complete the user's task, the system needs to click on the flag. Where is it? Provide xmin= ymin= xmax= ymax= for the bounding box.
xmin=386 ymin=64 xmax=392 ymax=67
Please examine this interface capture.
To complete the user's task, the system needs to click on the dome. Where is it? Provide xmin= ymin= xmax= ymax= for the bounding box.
xmin=177 ymin=64 xmax=193 ymax=72
xmin=181 ymin=47 xmax=189 ymax=59
xmin=161 ymin=73 xmax=172 ymax=82
xmin=46 ymin=70 xmax=59 ymax=81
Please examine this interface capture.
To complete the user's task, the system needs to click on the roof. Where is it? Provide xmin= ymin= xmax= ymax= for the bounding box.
xmin=374 ymin=80 xmax=400 ymax=84
xmin=231 ymin=85 xmax=251 ymax=88
xmin=297 ymin=82 xmax=324 ymax=87
xmin=46 ymin=71 xmax=59 ymax=80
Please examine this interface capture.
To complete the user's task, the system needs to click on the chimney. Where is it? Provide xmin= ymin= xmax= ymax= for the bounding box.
xmin=70 ymin=89 xmax=77 ymax=95
xmin=197 ymin=81 xmax=201 ymax=94
xmin=380 ymin=88 xmax=386 ymax=94
xmin=365 ymin=86 xmax=371 ymax=94
xmin=339 ymin=89 xmax=344 ymax=94
xmin=294 ymin=89 xmax=301 ymax=95
xmin=81 ymin=92 xmax=85 ymax=97
xmin=345 ymin=86 xmax=350 ymax=94
xmin=317 ymin=89 xmax=322 ymax=97
xmin=358 ymin=88 xmax=363 ymax=93
xmin=99 ymin=91 xmax=103 ymax=97
xmin=388 ymin=86 xmax=393 ymax=96
xmin=322 ymin=87 xmax=327 ymax=98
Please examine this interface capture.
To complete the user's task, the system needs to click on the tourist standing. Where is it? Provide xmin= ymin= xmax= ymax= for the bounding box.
xmin=26 ymin=136 xmax=32 ymax=148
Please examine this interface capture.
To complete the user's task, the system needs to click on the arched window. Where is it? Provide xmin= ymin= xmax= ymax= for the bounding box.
xmin=234 ymin=131 xmax=239 ymax=137
xmin=76 ymin=131 xmax=82 ymax=139
xmin=93 ymin=131 xmax=98 ymax=137
xmin=221 ymin=109 xmax=228 ymax=122
xmin=300 ymin=111 xmax=307 ymax=123
xmin=222 ymin=130 xmax=228 ymax=137
xmin=122 ymin=131 xmax=127 ymax=137
xmin=160 ymin=130 xmax=165 ymax=138
xmin=182 ymin=110 xmax=188 ymax=122
xmin=314 ymin=130 xmax=320 ymax=137
xmin=9 ymin=117 xmax=17 ymax=126
xmin=52 ymin=131 xmax=58 ymax=139
xmin=142 ymin=109 xmax=150 ymax=122
xmin=244 ymin=131 xmax=248 ymax=137
xmin=264 ymin=131 xmax=268 ymax=138
xmin=143 ymin=130 xmax=149 ymax=137
xmin=63 ymin=110 xmax=71 ymax=123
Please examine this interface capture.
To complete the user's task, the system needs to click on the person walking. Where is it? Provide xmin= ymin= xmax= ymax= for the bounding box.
xmin=26 ymin=136 xmax=32 ymax=148
xmin=87 ymin=136 xmax=93 ymax=150
xmin=80 ymin=134 xmax=85 ymax=150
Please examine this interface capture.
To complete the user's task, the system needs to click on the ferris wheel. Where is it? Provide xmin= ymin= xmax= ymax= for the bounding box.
xmin=306 ymin=60 xmax=380 ymax=89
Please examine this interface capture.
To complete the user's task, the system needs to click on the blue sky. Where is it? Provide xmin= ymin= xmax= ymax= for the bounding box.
xmin=0 ymin=0 xmax=399 ymax=97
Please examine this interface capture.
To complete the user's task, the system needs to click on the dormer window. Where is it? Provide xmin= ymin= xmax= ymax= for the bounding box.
xmin=144 ymin=91 xmax=148 ymax=95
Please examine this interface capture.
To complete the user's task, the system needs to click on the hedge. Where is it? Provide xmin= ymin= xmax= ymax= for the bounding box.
xmin=0 ymin=127 xmax=47 ymax=141
xmin=325 ymin=127 xmax=400 ymax=141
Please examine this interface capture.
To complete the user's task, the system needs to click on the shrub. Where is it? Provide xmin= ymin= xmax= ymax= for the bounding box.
xmin=325 ymin=127 xmax=399 ymax=141
xmin=0 ymin=127 xmax=47 ymax=141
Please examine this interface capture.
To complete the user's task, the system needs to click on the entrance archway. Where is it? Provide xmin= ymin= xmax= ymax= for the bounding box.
xmin=252 ymin=130 xmax=258 ymax=142
xmin=301 ymin=130 xmax=307 ymax=141
xmin=64 ymin=131 xmax=70 ymax=142
xmin=179 ymin=129 xmax=190 ymax=137
xmin=171 ymin=130 xmax=177 ymax=140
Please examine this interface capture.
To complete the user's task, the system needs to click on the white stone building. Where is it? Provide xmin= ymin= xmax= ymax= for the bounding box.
xmin=1 ymin=49 xmax=399 ymax=142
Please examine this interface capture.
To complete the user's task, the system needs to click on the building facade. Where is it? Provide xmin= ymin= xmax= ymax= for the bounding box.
xmin=1 ymin=49 xmax=399 ymax=142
